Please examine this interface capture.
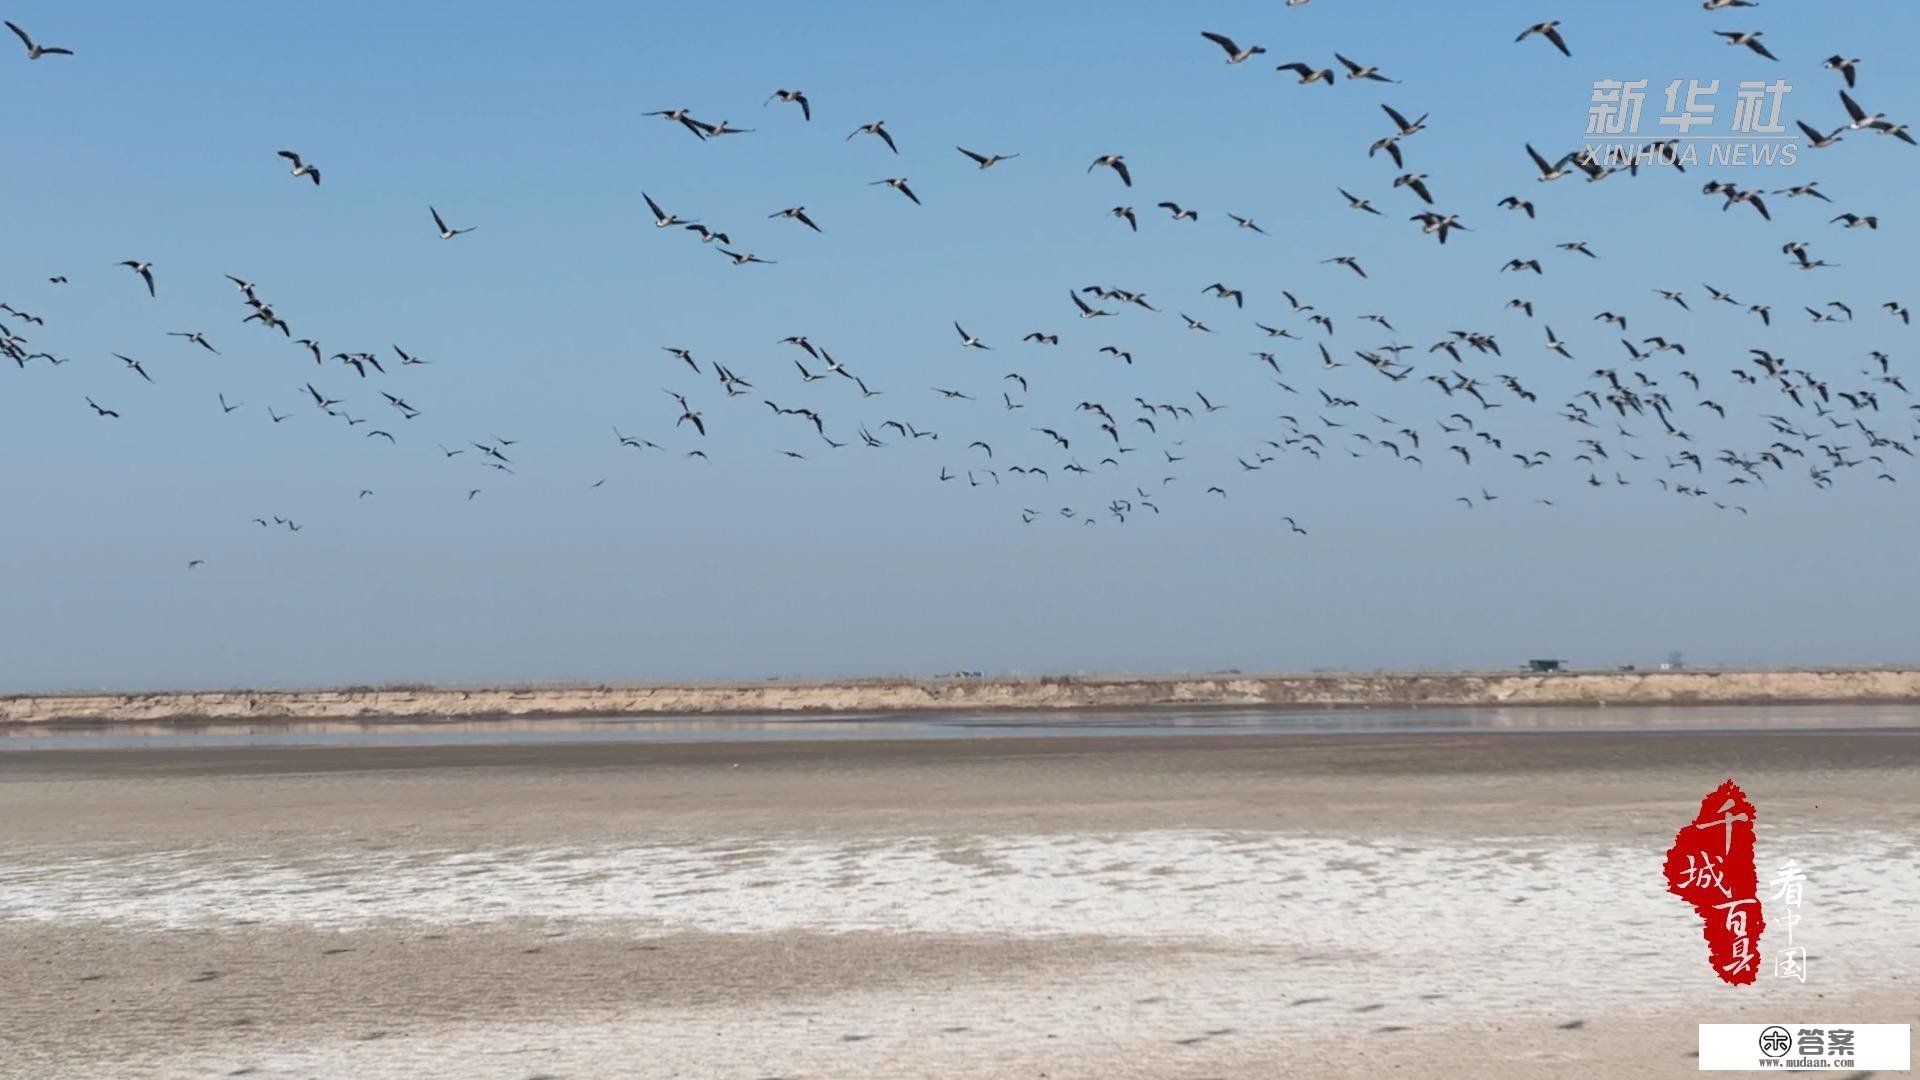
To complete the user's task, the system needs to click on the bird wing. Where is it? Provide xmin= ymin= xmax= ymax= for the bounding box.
xmin=1200 ymin=31 xmax=1237 ymax=55
xmin=4 ymin=21 xmax=30 ymax=50
xmin=957 ymin=145 xmax=987 ymax=163
xmin=431 ymin=206 xmax=449 ymax=231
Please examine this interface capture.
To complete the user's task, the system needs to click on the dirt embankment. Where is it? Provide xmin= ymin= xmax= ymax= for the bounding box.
xmin=5 ymin=668 xmax=1920 ymax=725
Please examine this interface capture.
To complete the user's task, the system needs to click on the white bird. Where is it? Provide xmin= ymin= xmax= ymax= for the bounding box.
xmin=848 ymin=120 xmax=898 ymax=153
xmin=1713 ymin=30 xmax=1778 ymax=61
xmin=765 ymin=89 xmax=811 ymax=121
xmin=1527 ymin=143 xmax=1573 ymax=182
xmin=430 ymin=206 xmax=475 ymax=238
xmin=954 ymin=322 xmax=992 ymax=350
xmin=1336 ymin=53 xmax=1396 ymax=82
xmin=276 ymin=150 xmax=321 ymax=186
xmin=870 ymin=177 xmax=921 ymax=205
xmin=644 ymin=192 xmax=693 ymax=229
xmin=1840 ymin=90 xmax=1883 ymax=131
xmin=1088 ymin=154 xmax=1132 ymax=186
xmin=5 ymin=21 xmax=71 ymax=59
xmin=117 ymin=260 xmax=155 ymax=298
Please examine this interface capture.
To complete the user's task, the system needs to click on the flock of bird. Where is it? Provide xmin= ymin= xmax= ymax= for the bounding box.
xmin=3 ymin=9 xmax=1914 ymax=571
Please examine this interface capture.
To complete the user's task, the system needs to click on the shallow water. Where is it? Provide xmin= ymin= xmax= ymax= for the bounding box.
xmin=4 ymin=702 xmax=1917 ymax=751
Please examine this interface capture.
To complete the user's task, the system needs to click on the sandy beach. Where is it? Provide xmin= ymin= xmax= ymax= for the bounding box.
xmin=11 ymin=667 xmax=1920 ymax=725
xmin=4 ymin=729 xmax=1915 ymax=1078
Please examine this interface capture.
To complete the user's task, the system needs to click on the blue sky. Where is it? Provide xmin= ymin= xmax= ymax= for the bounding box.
xmin=2 ymin=1 xmax=1916 ymax=691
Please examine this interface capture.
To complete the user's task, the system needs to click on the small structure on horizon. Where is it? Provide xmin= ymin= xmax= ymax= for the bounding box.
xmin=1526 ymin=658 xmax=1566 ymax=673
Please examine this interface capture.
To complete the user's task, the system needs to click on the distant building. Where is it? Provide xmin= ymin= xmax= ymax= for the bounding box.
xmin=1526 ymin=659 xmax=1566 ymax=673
xmin=1661 ymin=651 xmax=1685 ymax=671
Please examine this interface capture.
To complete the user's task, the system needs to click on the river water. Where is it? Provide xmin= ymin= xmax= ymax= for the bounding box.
xmin=4 ymin=701 xmax=1917 ymax=750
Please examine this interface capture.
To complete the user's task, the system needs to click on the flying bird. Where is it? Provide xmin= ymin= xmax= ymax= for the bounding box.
xmin=1796 ymin=120 xmax=1844 ymax=149
xmin=957 ymin=146 xmax=1019 ymax=169
xmin=1516 ymin=21 xmax=1571 ymax=57
xmin=848 ymin=120 xmax=898 ymax=153
xmin=1713 ymin=30 xmax=1778 ymax=61
xmin=766 ymin=88 xmax=811 ymax=121
xmin=1527 ymin=143 xmax=1573 ymax=182
xmin=1088 ymin=154 xmax=1132 ymax=186
xmin=1498 ymin=195 xmax=1537 ymax=218
xmin=870 ymin=177 xmax=921 ymax=205
xmin=430 ymin=206 xmax=476 ymax=238
xmin=1072 ymin=291 xmax=1114 ymax=319
xmin=645 ymin=108 xmax=716 ymax=140
xmin=117 ymin=260 xmax=155 ymax=297
xmin=114 ymin=353 xmax=154 ymax=383
xmin=1275 ymin=61 xmax=1335 ymax=86
xmin=1200 ymin=31 xmax=1266 ymax=64
xmin=1340 ymin=189 xmax=1383 ymax=215
xmin=645 ymin=192 xmax=693 ymax=229
xmin=954 ymin=322 xmax=992 ymax=350
xmin=276 ymin=150 xmax=322 ymax=185
xmin=769 ymin=205 xmax=822 ymax=232
xmin=169 ymin=331 xmax=219 ymax=354
xmin=5 ymin=21 xmax=71 ymax=59
xmin=1336 ymin=53 xmax=1396 ymax=82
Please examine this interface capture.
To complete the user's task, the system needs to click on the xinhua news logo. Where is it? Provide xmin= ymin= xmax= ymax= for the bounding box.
xmin=1583 ymin=78 xmax=1799 ymax=169
xmin=1698 ymin=1023 xmax=1911 ymax=1071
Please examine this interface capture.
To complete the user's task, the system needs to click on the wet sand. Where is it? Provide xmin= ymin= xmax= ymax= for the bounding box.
xmin=4 ymin=730 xmax=1916 ymax=1078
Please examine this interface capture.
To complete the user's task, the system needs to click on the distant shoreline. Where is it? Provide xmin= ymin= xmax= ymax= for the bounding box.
xmin=5 ymin=667 xmax=1920 ymax=726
